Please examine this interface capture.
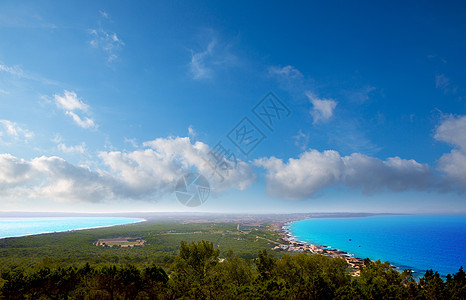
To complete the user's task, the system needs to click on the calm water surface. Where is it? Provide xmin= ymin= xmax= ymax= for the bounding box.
xmin=0 ymin=217 xmax=143 ymax=239
xmin=289 ymin=215 xmax=466 ymax=276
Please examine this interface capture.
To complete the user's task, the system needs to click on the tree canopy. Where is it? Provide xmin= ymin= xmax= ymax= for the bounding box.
xmin=0 ymin=240 xmax=464 ymax=299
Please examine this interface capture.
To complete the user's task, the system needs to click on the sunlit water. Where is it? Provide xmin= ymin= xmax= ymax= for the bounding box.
xmin=0 ymin=217 xmax=143 ymax=239
xmin=288 ymin=215 xmax=466 ymax=276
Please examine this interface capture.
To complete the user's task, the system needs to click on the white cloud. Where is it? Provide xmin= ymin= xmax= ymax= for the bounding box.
xmin=30 ymin=156 xmax=116 ymax=203
xmin=190 ymin=40 xmax=216 ymax=80
xmin=53 ymin=90 xmax=96 ymax=129
xmin=434 ymin=115 xmax=466 ymax=190
xmin=255 ymin=149 xmax=431 ymax=200
xmin=58 ymin=142 xmax=86 ymax=154
xmin=188 ymin=125 xmax=197 ymax=138
xmin=124 ymin=137 xmax=138 ymax=148
xmin=141 ymin=136 xmax=255 ymax=193
xmin=54 ymin=90 xmax=88 ymax=112
xmin=89 ymin=25 xmax=124 ymax=63
xmin=293 ymin=130 xmax=310 ymax=151
xmin=0 ymin=119 xmax=34 ymax=144
xmin=0 ymin=154 xmax=36 ymax=186
xmin=255 ymin=115 xmax=466 ymax=200
xmin=268 ymin=65 xmax=303 ymax=79
xmin=0 ymin=137 xmax=256 ymax=203
xmin=65 ymin=111 xmax=96 ymax=129
xmin=0 ymin=62 xmax=24 ymax=77
xmin=435 ymin=114 xmax=466 ymax=151
xmin=306 ymin=92 xmax=337 ymax=124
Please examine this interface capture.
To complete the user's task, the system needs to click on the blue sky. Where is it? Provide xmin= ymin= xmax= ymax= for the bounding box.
xmin=1 ymin=1 xmax=465 ymax=213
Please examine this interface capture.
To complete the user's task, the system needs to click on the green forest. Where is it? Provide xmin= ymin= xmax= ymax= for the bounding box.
xmin=0 ymin=221 xmax=280 ymax=270
xmin=0 ymin=240 xmax=465 ymax=299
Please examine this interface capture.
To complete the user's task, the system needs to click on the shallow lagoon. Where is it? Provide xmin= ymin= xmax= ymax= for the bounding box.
xmin=0 ymin=217 xmax=143 ymax=239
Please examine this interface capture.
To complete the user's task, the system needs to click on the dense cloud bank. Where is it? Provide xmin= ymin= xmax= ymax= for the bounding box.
xmin=0 ymin=137 xmax=255 ymax=203
xmin=1 ymin=116 xmax=465 ymax=203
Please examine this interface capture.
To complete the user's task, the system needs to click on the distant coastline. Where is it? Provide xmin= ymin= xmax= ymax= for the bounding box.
xmin=278 ymin=220 xmax=366 ymax=275
xmin=284 ymin=215 xmax=466 ymax=277
xmin=0 ymin=217 xmax=145 ymax=239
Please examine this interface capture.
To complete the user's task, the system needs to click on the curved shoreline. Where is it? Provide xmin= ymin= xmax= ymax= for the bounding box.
xmin=280 ymin=220 xmax=366 ymax=275
xmin=282 ymin=219 xmax=423 ymax=277
xmin=0 ymin=217 xmax=146 ymax=240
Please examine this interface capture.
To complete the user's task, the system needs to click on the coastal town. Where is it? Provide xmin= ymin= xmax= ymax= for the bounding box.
xmin=174 ymin=212 xmax=372 ymax=276
xmin=272 ymin=223 xmax=365 ymax=276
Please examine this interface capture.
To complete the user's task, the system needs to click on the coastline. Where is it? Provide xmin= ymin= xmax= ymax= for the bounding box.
xmin=278 ymin=217 xmax=435 ymax=278
xmin=0 ymin=217 xmax=146 ymax=240
xmin=278 ymin=220 xmax=365 ymax=275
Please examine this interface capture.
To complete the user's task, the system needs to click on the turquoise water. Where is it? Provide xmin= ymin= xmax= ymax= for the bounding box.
xmin=0 ymin=217 xmax=144 ymax=239
xmin=288 ymin=215 xmax=466 ymax=276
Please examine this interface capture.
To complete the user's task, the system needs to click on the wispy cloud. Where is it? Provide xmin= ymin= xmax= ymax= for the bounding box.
xmin=0 ymin=119 xmax=34 ymax=144
xmin=53 ymin=90 xmax=97 ymax=129
xmin=89 ymin=12 xmax=124 ymax=63
xmin=345 ymin=86 xmax=376 ymax=104
xmin=306 ymin=92 xmax=337 ymax=124
xmin=293 ymin=130 xmax=310 ymax=151
xmin=189 ymin=33 xmax=237 ymax=80
xmin=0 ymin=11 xmax=56 ymax=29
xmin=99 ymin=10 xmax=109 ymax=19
xmin=435 ymin=74 xmax=457 ymax=94
xmin=268 ymin=65 xmax=303 ymax=79
xmin=124 ymin=137 xmax=138 ymax=148
xmin=58 ymin=142 xmax=86 ymax=154
xmin=54 ymin=90 xmax=89 ymax=112
xmin=0 ymin=61 xmax=58 ymax=85
xmin=271 ymin=65 xmax=378 ymax=153
xmin=89 ymin=28 xmax=124 ymax=62
xmin=188 ymin=125 xmax=197 ymax=139
xmin=190 ymin=40 xmax=216 ymax=79
xmin=0 ymin=63 xmax=24 ymax=77
xmin=268 ymin=64 xmax=315 ymax=100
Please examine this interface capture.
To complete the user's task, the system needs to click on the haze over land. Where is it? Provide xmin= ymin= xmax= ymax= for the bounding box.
xmin=1 ymin=1 xmax=466 ymax=214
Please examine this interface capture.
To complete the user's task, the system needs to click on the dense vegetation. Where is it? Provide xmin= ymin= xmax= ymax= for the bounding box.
xmin=0 ymin=221 xmax=280 ymax=270
xmin=0 ymin=240 xmax=465 ymax=299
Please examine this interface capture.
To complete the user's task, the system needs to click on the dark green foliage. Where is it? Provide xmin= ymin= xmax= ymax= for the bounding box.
xmin=0 ymin=235 xmax=464 ymax=299
xmin=255 ymin=249 xmax=276 ymax=281
xmin=446 ymin=266 xmax=466 ymax=300
xmin=420 ymin=269 xmax=447 ymax=300
xmin=142 ymin=264 xmax=169 ymax=299
xmin=169 ymin=240 xmax=220 ymax=299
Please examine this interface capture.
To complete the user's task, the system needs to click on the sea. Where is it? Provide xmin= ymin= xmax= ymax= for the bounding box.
xmin=0 ymin=217 xmax=144 ymax=239
xmin=288 ymin=215 xmax=466 ymax=277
